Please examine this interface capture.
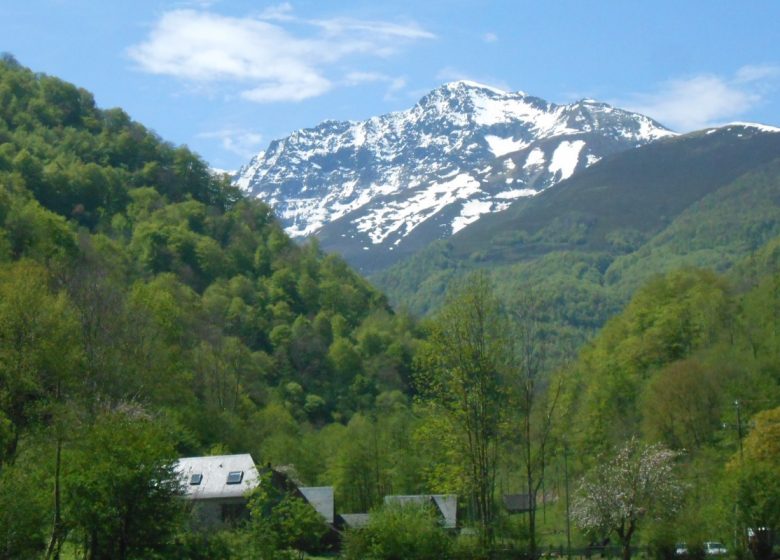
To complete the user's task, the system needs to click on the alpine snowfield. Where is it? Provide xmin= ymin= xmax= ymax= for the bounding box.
xmin=235 ymin=81 xmax=675 ymax=272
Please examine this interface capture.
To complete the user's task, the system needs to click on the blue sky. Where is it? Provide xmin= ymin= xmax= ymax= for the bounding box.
xmin=2 ymin=0 xmax=779 ymax=170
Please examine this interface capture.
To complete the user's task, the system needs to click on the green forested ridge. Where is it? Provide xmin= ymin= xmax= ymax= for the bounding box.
xmin=1 ymin=55 xmax=779 ymax=560
xmin=0 ymin=56 xmax=426 ymax=557
xmin=375 ymin=127 xmax=780 ymax=355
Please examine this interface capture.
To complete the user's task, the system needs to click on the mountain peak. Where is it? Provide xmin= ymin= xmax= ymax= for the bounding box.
xmin=234 ymin=84 xmax=674 ymax=273
xmin=440 ymin=80 xmax=512 ymax=96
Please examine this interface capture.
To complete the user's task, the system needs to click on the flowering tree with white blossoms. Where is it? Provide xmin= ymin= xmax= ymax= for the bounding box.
xmin=572 ymin=438 xmax=684 ymax=560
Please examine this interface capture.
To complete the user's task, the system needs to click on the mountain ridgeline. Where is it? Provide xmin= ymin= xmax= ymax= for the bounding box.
xmin=235 ymin=81 xmax=673 ymax=273
xmin=373 ymin=123 xmax=780 ymax=351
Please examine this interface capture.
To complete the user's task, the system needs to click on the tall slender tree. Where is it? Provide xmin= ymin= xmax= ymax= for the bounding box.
xmin=415 ymin=273 xmax=509 ymax=544
xmin=510 ymin=294 xmax=563 ymax=560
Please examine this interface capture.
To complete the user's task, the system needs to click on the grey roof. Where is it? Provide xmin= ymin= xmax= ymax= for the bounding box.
xmin=299 ymin=486 xmax=334 ymax=524
xmin=432 ymin=495 xmax=458 ymax=529
xmin=175 ymin=454 xmax=260 ymax=501
xmin=340 ymin=513 xmax=371 ymax=528
xmin=384 ymin=494 xmax=458 ymax=529
xmin=503 ymin=493 xmax=532 ymax=512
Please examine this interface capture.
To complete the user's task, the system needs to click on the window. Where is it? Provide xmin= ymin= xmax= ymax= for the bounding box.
xmin=226 ymin=471 xmax=243 ymax=484
xmin=189 ymin=473 xmax=203 ymax=485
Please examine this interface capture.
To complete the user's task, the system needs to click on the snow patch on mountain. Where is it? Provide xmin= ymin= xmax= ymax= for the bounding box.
xmin=452 ymin=198 xmax=494 ymax=234
xmin=524 ymin=148 xmax=546 ymax=169
xmin=485 ymin=135 xmax=529 ymax=157
xmin=725 ymin=122 xmax=780 ymax=133
xmin=496 ymin=188 xmax=537 ymax=199
xmin=355 ymin=173 xmax=480 ymax=244
xmin=549 ymin=140 xmax=586 ymax=181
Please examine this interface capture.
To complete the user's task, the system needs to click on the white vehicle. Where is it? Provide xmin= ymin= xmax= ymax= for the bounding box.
xmin=704 ymin=542 xmax=727 ymax=556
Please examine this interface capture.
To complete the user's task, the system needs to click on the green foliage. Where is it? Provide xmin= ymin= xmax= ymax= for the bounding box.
xmin=0 ymin=443 xmax=51 ymax=558
xmin=414 ymin=273 xmax=510 ymax=540
xmin=571 ymin=268 xmax=731 ymax=455
xmin=241 ymin=477 xmax=329 ymax=559
xmin=728 ymin=406 xmax=780 ymax=554
xmin=559 ymin=248 xmax=780 ymax=553
xmin=65 ymin=405 xmax=185 ymax=560
xmin=343 ymin=502 xmax=453 ymax=560
xmin=0 ymin=259 xmax=81 ymax=462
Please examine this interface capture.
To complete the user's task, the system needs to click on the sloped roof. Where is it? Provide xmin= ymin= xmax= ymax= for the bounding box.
xmin=384 ymin=494 xmax=458 ymax=529
xmin=340 ymin=513 xmax=371 ymax=528
xmin=299 ymin=486 xmax=334 ymax=523
xmin=175 ymin=454 xmax=260 ymax=500
xmin=432 ymin=495 xmax=458 ymax=529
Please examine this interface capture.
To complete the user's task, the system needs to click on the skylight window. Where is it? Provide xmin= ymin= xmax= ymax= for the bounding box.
xmin=226 ymin=471 xmax=244 ymax=485
xmin=190 ymin=473 xmax=203 ymax=485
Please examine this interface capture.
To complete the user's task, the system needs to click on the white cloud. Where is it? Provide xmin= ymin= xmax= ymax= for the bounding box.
xmin=256 ymin=2 xmax=295 ymax=22
xmin=197 ymin=128 xmax=264 ymax=159
xmin=483 ymin=32 xmax=498 ymax=43
xmin=128 ymin=8 xmax=434 ymax=103
xmin=312 ymin=17 xmax=435 ymax=41
xmin=734 ymin=64 xmax=780 ymax=84
xmin=620 ymin=65 xmax=780 ymax=131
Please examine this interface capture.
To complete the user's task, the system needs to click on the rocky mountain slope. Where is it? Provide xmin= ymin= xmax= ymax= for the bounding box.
xmin=235 ymin=81 xmax=674 ymax=272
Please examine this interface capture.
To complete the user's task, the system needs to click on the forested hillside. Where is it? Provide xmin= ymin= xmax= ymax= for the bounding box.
xmin=0 ymin=56 xmax=423 ymax=557
xmin=560 ymin=237 xmax=780 ymax=545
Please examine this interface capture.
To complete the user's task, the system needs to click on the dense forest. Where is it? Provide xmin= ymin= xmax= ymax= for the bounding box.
xmin=0 ymin=56 xmax=778 ymax=560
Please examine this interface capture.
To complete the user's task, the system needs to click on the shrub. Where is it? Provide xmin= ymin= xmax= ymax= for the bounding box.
xmin=343 ymin=501 xmax=452 ymax=560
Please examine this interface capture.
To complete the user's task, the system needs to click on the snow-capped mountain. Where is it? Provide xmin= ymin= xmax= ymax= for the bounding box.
xmin=235 ymin=81 xmax=675 ymax=272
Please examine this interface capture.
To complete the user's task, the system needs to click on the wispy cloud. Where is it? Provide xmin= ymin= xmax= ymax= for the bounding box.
xmin=256 ymin=2 xmax=295 ymax=22
xmin=619 ymin=64 xmax=780 ymax=131
xmin=128 ymin=7 xmax=434 ymax=103
xmin=197 ymin=128 xmax=264 ymax=159
xmin=343 ymin=71 xmax=406 ymax=100
xmin=483 ymin=32 xmax=498 ymax=43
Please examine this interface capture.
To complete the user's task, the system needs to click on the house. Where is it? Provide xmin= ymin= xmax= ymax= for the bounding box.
xmin=175 ymin=453 xmax=260 ymax=527
xmin=383 ymin=494 xmax=458 ymax=529
xmin=175 ymin=454 xmax=337 ymax=532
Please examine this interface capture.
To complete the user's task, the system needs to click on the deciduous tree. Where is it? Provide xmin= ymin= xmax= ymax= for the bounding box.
xmin=572 ymin=438 xmax=684 ymax=560
xmin=415 ymin=273 xmax=509 ymax=543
